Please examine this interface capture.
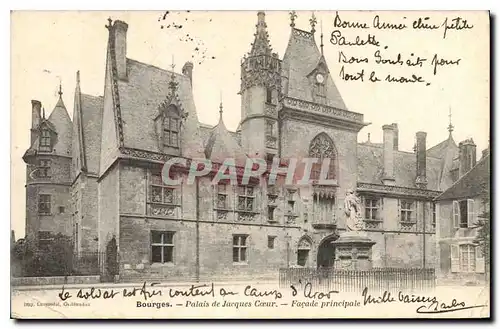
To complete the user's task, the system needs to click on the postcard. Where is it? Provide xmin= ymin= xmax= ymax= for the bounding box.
xmin=10 ymin=10 xmax=490 ymax=319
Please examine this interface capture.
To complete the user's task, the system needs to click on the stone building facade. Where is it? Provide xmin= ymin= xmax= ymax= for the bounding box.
xmin=435 ymin=148 xmax=489 ymax=284
xmin=23 ymin=12 xmax=482 ymax=281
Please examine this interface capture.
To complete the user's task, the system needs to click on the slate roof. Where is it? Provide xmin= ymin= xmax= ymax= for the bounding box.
xmin=47 ymin=96 xmax=73 ymax=157
xmin=282 ymin=28 xmax=346 ymax=110
xmin=436 ymin=154 xmax=490 ymax=201
xmin=357 ymin=143 xmax=443 ymax=190
xmin=204 ymin=111 xmax=246 ymax=165
xmin=80 ymin=94 xmax=103 ymax=174
xmin=117 ymin=58 xmax=205 ymax=158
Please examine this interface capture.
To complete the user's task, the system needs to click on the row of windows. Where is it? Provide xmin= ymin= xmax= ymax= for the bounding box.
xmin=151 ymin=231 xmax=276 ymax=264
xmin=362 ymin=197 xmax=437 ymax=229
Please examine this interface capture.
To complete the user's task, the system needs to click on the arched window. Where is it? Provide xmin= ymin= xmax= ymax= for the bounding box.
xmin=39 ymin=129 xmax=52 ymax=152
xmin=309 ymin=133 xmax=336 ymax=181
xmin=297 ymin=237 xmax=312 ymax=267
xmin=163 ymin=105 xmax=180 ymax=148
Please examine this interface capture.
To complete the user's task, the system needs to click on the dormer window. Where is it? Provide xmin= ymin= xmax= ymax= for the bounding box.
xmin=163 ymin=105 xmax=180 ymax=148
xmin=39 ymin=129 xmax=52 ymax=152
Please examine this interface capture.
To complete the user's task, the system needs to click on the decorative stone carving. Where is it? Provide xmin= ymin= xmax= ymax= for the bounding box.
xmin=344 ymin=190 xmax=364 ymax=231
xmin=309 ymin=133 xmax=336 ymax=159
xmin=237 ymin=212 xmax=255 ymax=221
xmin=216 ymin=210 xmax=228 ymax=221
xmin=357 ymin=182 xmax=441 ymax=198
xmin=150 ymin=204 xmax=176 ymax=217
xmin=284 ymin=97 xmax=363 ymax=122
xmin=265 ymin=136 xmax=277 ymax=149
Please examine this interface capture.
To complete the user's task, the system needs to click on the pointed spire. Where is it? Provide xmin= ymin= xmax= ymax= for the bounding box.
xmin=54 ymin=79 xmax=66 ymax=109
xmin=310 ymin=12 xmax=317 ymax=34
xmin=219 ymin=91 xmax=224 ymax=121
xmin=58 ymin=79 xmax=63 ymax=97
xmin=249 ymin=11 xmax=272 ymax=56
xmin=320 ymin=19 xmax=324 ymax=55
xmin=289 ymin=11 xmax=297 ymax=28
xmin=447 ymin=106 xmax=454 ymax=134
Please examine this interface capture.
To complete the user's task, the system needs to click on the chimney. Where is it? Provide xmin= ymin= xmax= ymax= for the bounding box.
xmin=392 ymin=123 xmax=399 ymax=150
xmin=382 ymin=124 xmax=396 ymax=185
xmin=415 ymin=131 xmax=427 ymax=188
xmin=31 ymin=100 xmax=41 ymax=143
xmin=111 ymin=20 xmax=128 ymax=80
xmin=182 ymin=61 xmax=194 ymax=87
xmin=458 ymin=138 xmax=477 ymax=176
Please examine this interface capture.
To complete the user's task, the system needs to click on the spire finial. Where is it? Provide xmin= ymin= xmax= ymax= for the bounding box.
xmin=367 ymin=133 xmax=371 ymax=143
xmin=42 ymin=107 xmax=46 ymax=119
xmin=76 ymin=70 xmax=80 ymax=84
xmin=320 ymin=19 xmax=324 ymax=55
xmin=58 ymin=78 xmax=63 ymax=97
xmin=447 ymin=106 xmax=454 ymax=134
xmin=310 ymin=12 xmax=317 ymax=34
xmin=219 ymin=91 xmax=223 ymax=119
xmin=168 ymin=55 xmax=178 ymax=95
xmin=289 ymin=11 xmax=297 ymax=28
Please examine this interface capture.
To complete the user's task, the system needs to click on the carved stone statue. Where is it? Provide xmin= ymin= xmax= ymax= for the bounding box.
xmin=344 ymin=189 xmax=363 ymax=231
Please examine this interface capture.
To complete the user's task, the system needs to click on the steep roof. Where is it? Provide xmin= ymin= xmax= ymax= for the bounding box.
xmin=80 ymin=94 xmax=103 ymax=174
xmin=436 ymin=154 xmax=490 ymax=201
xmin=427 ymin=133 xmax=458 ymax=158
xmin=117 ymin=58 xmax=205 ymax=158
xmin=282 ymin=27 xmax=346 ymax=110
xmin=357 ymin=143 xmax=442 ymax=190
xmin=204 ymin=109 xmax=246 ymax=165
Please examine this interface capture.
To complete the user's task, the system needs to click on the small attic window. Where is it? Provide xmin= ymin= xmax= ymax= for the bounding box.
xmin=39 ymin=129 xmax=52 ymax=152
xmin=163 ymin=105 xmax=180 ymax=148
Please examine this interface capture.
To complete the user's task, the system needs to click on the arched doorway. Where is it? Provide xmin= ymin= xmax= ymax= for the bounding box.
xmin=317 ymin=234 xmax=338 ymax=269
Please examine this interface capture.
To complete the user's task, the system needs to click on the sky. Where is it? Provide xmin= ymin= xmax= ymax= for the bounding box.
xmin=10 ymin=11 xmax=490 ymax=238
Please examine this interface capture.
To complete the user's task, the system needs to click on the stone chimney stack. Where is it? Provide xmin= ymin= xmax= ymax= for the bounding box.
xmin=382 ymin=124 xmax=396 ymax=185
xmin=392 ymin=123 xmax=399 ymax=150
xmin=31 ymin=100 xmax=41 ymax=144
xmin=458 ymin=138 xmax=477 ymax=177
xmin=182 ymin=61 xmax=194 ymax=87
xmin=415 ymin=131 xmax=427 ymax=188
xmin=112 ymin=20 xmax=128 ymax=80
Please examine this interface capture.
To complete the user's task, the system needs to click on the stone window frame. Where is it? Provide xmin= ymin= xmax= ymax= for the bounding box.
xmin=151 ymin=231 xmax=175 ymax=264
xmin=39 ymin=129 xmax=52 ymax=152
xmin=150 ymin=172 xmax=177 ymax=206
xmin=37 ymin=159 xmax=51 ymax=178
xmin=38 ymin=230 xmax=53 ymax=248
xmin=399 ymin=199 xmax=416 ymax=223
xmin=237 ymin=186 xmax=255 ymax=212
xmin=308 ymin=133 xmax=337 ymax=181
xmin=38 ymin=194 xmax=51 ymax=215
xmin=267 ymin=236 xmax=276 ymax=249
xmin=232 ymin=234 xmax=248 ymax=264
xmin=163 ymin=105 xmax=180 ymax=148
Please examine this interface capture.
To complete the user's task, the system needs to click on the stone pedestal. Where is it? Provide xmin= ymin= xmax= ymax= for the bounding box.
xmin=331 ymin=231 xmax=376 ymax=271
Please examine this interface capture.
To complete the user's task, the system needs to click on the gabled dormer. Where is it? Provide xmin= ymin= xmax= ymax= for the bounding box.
xmin=307 ymin=56 xmax=330 ymax=104
xmin=153 ymin=71 xmax=188 ymax=156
